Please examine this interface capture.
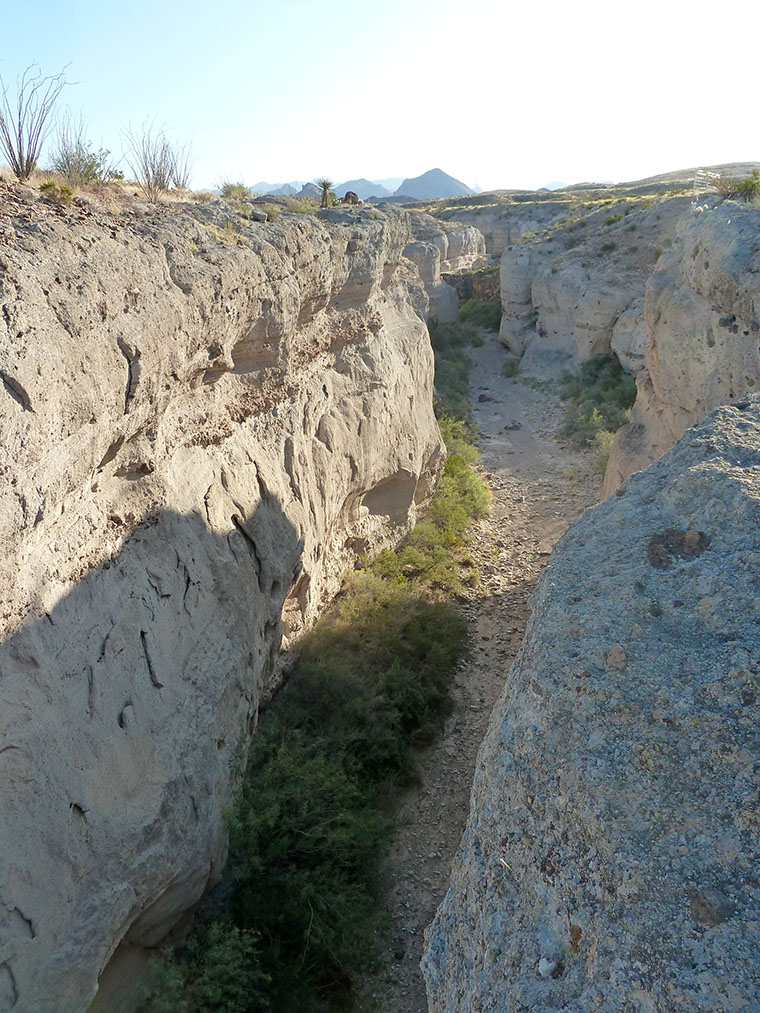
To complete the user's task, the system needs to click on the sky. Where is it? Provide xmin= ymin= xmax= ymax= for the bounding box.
xmin=2 ymin=0 xmax=758 ymax=193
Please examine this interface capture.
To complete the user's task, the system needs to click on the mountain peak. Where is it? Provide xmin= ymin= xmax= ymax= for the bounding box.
xmin=393 ymin=168 xmax=473 ymax=200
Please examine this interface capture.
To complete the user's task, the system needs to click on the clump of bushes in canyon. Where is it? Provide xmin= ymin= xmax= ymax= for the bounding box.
xmin=558 ymin=354 xmax=637 ymax=473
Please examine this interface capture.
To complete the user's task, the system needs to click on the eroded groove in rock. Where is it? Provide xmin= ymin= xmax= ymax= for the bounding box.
xmin=0 ymin=369 xmax=33 ymax=411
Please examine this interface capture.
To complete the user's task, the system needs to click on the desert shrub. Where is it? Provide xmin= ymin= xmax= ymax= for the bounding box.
xmin=600 ymin=241 xmax=616 ymax=253
xmin=49 ymin=114 xmax=120 ymax=185
xmin=501 ymin=359 xmax=520 ymax=378
xmin=281 ymin=195 xmax=320 ymax=214
xmin=254 ymin=203 xmax=278 ymax=221
xmin=205 ymin=220 xmax=246 ymax=246
xmin=125 ymin=123 xmax=193 ymax=201
xmin=605 ymin=213 xmax=622 ymax=225
xmin=592 ymin=427 xmax=616 ymax=475
xmin=39 ymin=180 xmax=73 ymax=204
xmin=458 ymin=298 xmax=502 ymax=331
xmin=0 ymin=65 xmax=67 ymax=180
xmin=429 ymin=319 xmax=483 ymax=420
xmin=220 ymin=181 xmax=249 ymax=200
xmin=713 ymin=175 xmax=737 ymax=197
xmin=558 ymin=355 xmax=636 ymax=449
xmin=145 ymin=923 xmax=270 ymax=1013
xmin=737 ymin=169 xmax=760 ymax=203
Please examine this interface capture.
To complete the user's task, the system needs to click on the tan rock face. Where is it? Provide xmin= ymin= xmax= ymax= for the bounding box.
xmin=0 ymin=192 xmax=443 ymax=1010
xmin=498 ymin=197 xmax=690 ymax=376
xmin=423 ymin=397 xmax=760 ymax=1011
xmin=605 ymin=204 xmax=760 ymax=493
xmin=403 ymin=212 xmax=487 ymax=324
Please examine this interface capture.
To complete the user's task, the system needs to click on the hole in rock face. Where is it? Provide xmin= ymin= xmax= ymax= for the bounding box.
xmin=647 ymin=528 xmax=710 ymax=568
xmin=361 ymin=470 xmax=417 ymax=525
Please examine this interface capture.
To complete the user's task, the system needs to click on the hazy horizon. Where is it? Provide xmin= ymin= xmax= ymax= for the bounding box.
xmin=3 ymin=0 xmax=758 ymax=193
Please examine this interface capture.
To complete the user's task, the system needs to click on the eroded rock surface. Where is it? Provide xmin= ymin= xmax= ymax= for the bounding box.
xmin=0 ymin=188 xmax=443 ymax=1010
xmin=605 ymin=203 xmax=760 ymax=493
xmin=423 ymin=398 xmax=760 ymax=1011
xmin=403 ymin=212 xmax=486 ymax=323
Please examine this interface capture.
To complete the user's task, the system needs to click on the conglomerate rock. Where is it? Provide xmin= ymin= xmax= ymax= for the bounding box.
xmin=423 ymin=397 xmax=760 ymax=1011
xmin=0 ymin=190 xmax=443 ymax=1010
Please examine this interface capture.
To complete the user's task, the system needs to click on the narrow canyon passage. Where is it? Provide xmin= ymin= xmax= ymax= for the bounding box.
xmin=356 ymin=332 xmax=599 ymax=1012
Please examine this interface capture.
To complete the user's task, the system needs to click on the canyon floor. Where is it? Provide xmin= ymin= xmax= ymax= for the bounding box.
xmin=356 ymin=331 xmax=600 ymax=1012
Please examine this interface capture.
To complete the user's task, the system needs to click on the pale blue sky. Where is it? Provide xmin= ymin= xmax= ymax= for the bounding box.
xmin=2 ymin=0 xmax=758 ymax=191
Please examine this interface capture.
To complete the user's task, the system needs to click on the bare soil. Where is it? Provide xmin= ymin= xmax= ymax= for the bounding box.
xmin=355 ymin=332 xmax=599 ymax=1012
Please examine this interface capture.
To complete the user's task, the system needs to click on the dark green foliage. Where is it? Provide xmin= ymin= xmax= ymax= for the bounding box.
xmin=457 ymin=298 xmax=502 ymax=331
xmin=429 ymin=319 xmax=483 ymax=420
xmin=145 ymin=923 xmax=270 ymax=1012
xmin=558 ymin=355 xmax=636 ymax=448
xmin=217 ymin=572 xmax=468 ymax=1010
xmin=737 ymin=169 xmax=760 ymax=203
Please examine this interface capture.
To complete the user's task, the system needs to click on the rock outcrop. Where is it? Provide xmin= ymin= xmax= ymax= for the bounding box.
xmin=403 ymin=212 xmax=486 ymax=323
xmin=0 ymin=189 xmax=443 ymax=1011
xmin=423 ymin=397 xmax=760 ymax=1011
xmin=497 ymin=196 xmax=690 ymax=375
xmin=604 ymin=202 xmax=760 ymax=494
xmin=476 ymin=185 xmax=759 ymax=490
xmin=435 ymin=197 xmax=572 ymax=258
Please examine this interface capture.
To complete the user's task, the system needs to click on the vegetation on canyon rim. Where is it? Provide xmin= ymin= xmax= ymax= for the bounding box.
xmin=142 ymin=308 xmax=491 ymax=1012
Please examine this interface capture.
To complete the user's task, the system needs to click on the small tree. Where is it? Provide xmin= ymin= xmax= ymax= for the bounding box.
xmin=316 ymin=177 xmax=334 ymax=208
xmin=0 ymin=65 xmax=68 ymax=181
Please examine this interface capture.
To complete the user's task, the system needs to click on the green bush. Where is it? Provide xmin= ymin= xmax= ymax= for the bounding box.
xmin=458 ymin=298 xmax=502 ymax=331
xmin=604 ymin=213 xmax=622 ymax=225
xmin=429 ymin=320 xmax=483 ymax=420
xmin=501 ymin=359 xmax=520 ymax=378
xmin=558 ymin=355 xmax=636 ymax=449
xmin=39 ymin=180 xmax=73 ymax=204
xmin=737 ymin=169 xmax=760 ymax=203
xmin=145 ymin=923 xmax=270 ymax=1012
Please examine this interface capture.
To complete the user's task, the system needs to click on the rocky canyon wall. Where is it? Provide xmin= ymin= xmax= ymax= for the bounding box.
xmin=493 ymin=193 xmax=760 ymax=492
xmin=604 ymin=203 xmax=760 ymax=494
xmin=423 ymin=397 xmax=760 ymax=1011
xmin=0 ymin=190 xmax=443 ymax=1011
xmin=403 ymin=211 xmax=486 ymax=323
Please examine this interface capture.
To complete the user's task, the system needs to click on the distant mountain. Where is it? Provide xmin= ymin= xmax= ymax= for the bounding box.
xmin=251 ymin=180 xmax=305 ymax=195
xmin=299 ymin=182 xmax=321 ymax=198
xmin=393 ymin=168 xmax=473 ymax=200
xmin=372 ymin=177 xmax=405 ymax=193
xmin=539 ymin=180 xmax=568 ymax=191
xmin=335 ymin=178 xmax=391 ymax=199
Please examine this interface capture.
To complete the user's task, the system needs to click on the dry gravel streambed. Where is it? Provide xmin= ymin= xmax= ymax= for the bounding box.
xmin=356 ymin=331 xmax=599 ymax=1011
